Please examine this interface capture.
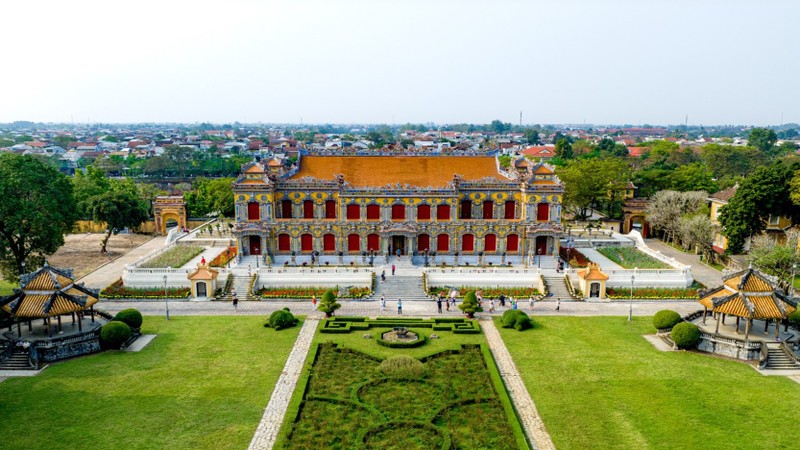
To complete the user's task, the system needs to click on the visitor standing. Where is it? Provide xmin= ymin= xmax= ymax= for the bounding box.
xmin=381 ymin=270 xmax=386 ymax=282
xmin=381 ymin=295 xmax=386 ymax=311
xmin=445 ymin=298 xmax=450 ymax=312
xmin=556 ymin=298 xmax=560 ymax=311
xmin=436 ymin=297 xmax=443 ymax=314
xmin=232 ymin=296 xmax=238 ymax=310
xmin=489 ymin=299 xmax=495 ymax=313
xmin=529 ymin=295 xmax=535 ymax=310
xmin=396 ymin=248 xmax=401 ymax=259
xmin=248 ymin=264 xmax=252 ymax=276
xmin=391 ymin=264 xmax=396 ymax=275
xmin=499 ymin=294 xmax=506 ymax=307
xmin=397 ymin=298 xmax=403 ymax=315
xmin=311 ymin=295 xmax=317 ymax=309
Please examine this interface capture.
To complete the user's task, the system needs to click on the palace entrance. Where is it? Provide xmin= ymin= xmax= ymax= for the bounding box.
xmin=249 ymin=235 xmax=262 ymax=256
xmin=390 ymin=236 xmax=407 ymax=256
xmin=535 ymin=236 xmax=548 ymax=256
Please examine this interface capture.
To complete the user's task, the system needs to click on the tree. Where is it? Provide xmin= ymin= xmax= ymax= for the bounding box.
xmin=645 ymin=190 xmax=708 ymax=244
xmin=558 ymin=158 xmax=630 ymax=220
xmin=52 ymin=135 xmax=73 ymax=148
xmin=668 ymin=162 xmax=718 ymax=192
xmin=719 ymin=164 xmax=798 ymax=254
xmin=700 ymin=144 xmax=765 ymax=178
xmin=490 ymin=120 xmax=511 ymax=134
xmin=85 ymin=189 xmax=149 ymax=253
xmin=748 ymin=128 xmax=778 ymax=156
xmin=72 ymin=165 xmax=111 ymax=217
xmin=678 ymin=214 xmax=717 ymax=262
xmin=554 ymin=138 xmax=573 ymax=159
xmin=524 ymin=129 xmax=541 ymax=145
xmin=184 ymin=178 xmax=235 ymax=217
xmin=0 ymin=154 xmax=78 ymax=280
xmin=317 ymin=290 xmax=341 ymax=317
xmin=458 ymin=291 xmax=483 ymax=318
xmin=748 ymin=231 xmax=800 ymax=291
xmin=137 ymin=183 xmax=167 ymax=217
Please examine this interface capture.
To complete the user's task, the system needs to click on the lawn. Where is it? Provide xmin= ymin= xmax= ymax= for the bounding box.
xmin=0 ymin=316 xmax=302 ymax=450
xmin=498 ymin=316 xmax=800 ymax=450
xmin=597 ymin=246 xmax=671 ymax=269
xmin=276 ymin=319 xmax=529 ymax=449
xmin=140 ymin=245 xmax=203 ymax=268
xmin=0 ymin=278 xmax=17 ymax=295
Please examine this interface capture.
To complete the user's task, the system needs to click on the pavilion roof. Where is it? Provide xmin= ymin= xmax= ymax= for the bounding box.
xmin=0 ymin=262 xmax=99 ymax=319
xmin=698 ymin=267 xmax=798 ymax=319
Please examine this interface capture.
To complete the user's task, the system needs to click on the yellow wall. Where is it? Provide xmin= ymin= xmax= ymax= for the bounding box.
xmin=72 ymin=219 xmax=210 ymax=234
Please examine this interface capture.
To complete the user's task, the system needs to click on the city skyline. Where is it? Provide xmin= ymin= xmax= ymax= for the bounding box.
xmin=2 ymin=0 xmax=798 ymax=126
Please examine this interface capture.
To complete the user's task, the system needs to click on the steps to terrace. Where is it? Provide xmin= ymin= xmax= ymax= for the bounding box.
xmin=370 ymin=274 xmax=430 ymax=302
xmin=764 ymin=343 xmax=800 ymax=370
xmin=543 ymin=275 xmax=575 ymax=300
xmin=0 ymin=352 xmax=34 ymax=370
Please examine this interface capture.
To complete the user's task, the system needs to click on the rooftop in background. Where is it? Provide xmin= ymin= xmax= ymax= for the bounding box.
xmin=290 ymin=155 xmax=509 ymax=188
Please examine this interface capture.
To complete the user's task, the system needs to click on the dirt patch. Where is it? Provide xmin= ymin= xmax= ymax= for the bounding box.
xmin=47 ymin=233 xmax=153 ymax=279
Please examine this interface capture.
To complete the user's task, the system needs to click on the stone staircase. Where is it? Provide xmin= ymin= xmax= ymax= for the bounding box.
xmin=0 ymin=352 xmax=34 ymax=370
xmin=764 ymin=343 xmax=800 ymax=370
xmin=370 ymin=274 xmax=430 ymax=302
xmin=543 ymin=275 xmax=575 ymax=300
xmin=217 ymin=274 xmax=255 ymax=302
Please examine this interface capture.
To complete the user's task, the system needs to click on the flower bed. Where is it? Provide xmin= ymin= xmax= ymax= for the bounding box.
xmin=597 ymin=246 xmax=670 ymax=269
xmin=209 ymin=246 xmax=237 ymax=267
xmin=428 ymin=286 xmax=541 ymax=298
xmin=606 ymin=286 xmax=701 ymax=300
xmin=100 ymin=279 xmax=190 ymax=299
xmin=257 ymin=286 xmax=372 ymax=299
xmin=140 ymin=245 xmax=203 ymax=269
xmin=560 ymin=247 xmax=591 ymax=268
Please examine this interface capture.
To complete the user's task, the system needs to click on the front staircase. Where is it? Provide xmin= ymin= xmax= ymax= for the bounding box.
xmin=543 ymin=274 xmax=575 ymax=300
xmin=0 ymin=352 xmax=34 ymax=370
xmin=763 ymin=343 xmax=800 ymax=370
xmin=369 ymin=273 xmax=430 ymax=302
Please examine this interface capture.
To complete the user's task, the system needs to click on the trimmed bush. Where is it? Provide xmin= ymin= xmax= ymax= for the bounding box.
xmin=653 ymin=310 xmax=682 ymax=330
xmin=501 ymin=310 xmax=533 ymax=331
xmin=378 ymin=355 xmax=426 ymax=379
xmin=317 ymin=289 xmax=341 ymax=317
xmin=100 ymin=321 xmax=132 ymax=349
xmin=671 ymin=322 xmax=701 ymax=349
xmin=788 ymin=310 xmax=800 ymax=327
xmin=113 ymin=308 xmax=143 ymax=329
xmin=266 ymin=308 xmax=298 ymax=330
xmin=458 ymin=291 xmax=483 ymax=318
xmin=514 ymin=314 xmax=533 ymax=331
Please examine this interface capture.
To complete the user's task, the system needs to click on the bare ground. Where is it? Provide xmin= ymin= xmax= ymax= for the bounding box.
xmin=46 ymin=233 xmax=154 ymax=279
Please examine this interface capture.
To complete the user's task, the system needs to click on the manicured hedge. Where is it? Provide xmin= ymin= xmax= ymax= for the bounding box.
xmin=113 ymin=308 xmax=143 ymax=329
xmin=788 ymin=310 xmax=800 ymax=327
xmin=671 ymin=322 xmax=701 ymax=349
xmin=376 ymin=333 xmax=428 ymax=349
xmin=501 ymin=310 xmax=533 ymax=331
xmin=653 ymin=310 xmax=682 ymax=330
xmin=100 ymin=321 xmax=132 ymax=349
xmin=266 ymin=309 xmax=298 ymax=330
xmin=100 ymin=279 xmax=190 ymax=299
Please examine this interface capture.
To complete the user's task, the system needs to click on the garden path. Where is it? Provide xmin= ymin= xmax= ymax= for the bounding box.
xmin=248 ymin=318 xmax=319 ymax=450
xmin=577 ymin=248 xmax=624 ymax=270
xmin=480 ymin=319 xmax=555 ymax=450
xmin=645 ymin=239 xmax=723 ymax=287
xmin=76 ymin=237 xmax=163 ymax=289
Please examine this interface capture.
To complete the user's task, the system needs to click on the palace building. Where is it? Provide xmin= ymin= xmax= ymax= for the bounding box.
xmin=232 ymin=153 xmax=564 ymax=264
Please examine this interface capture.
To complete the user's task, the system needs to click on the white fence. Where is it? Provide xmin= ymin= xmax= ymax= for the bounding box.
xmin=122 ymin=266 xmax=232 ymax=288
xmin=256 ymin=267 xmax=373 ymax=289
xmin=566 ymin=267 xmax=693 ymax=289
xmin=425 ymin=268 xmax=543 ymax=291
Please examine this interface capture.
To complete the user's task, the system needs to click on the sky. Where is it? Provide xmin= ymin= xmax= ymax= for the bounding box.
xmin=1 ymin=0 xmax=798 ymax=126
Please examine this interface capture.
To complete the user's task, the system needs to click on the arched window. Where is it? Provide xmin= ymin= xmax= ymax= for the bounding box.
xmin=366 ymin=204 xmax=380 ymax=220
xmin=460 ymin=200 xmax=472 ymax=219
xmin=247 ymin=202 xmax=260 ymax=220
xmin=484 ymin=234 xmax=497 ymax=252
xmin=278 ymin=233 xmax=291 ymax=251
xmin=482 ymin=201 xmax=494 ymax=220
xmin=346 ymin=204 xmax=360 ymax=220
xmin=417 ymin=204 xmax=431 ymax=221
xmin=325 ymin=200 xmax=337 ymax=219
xmin=436 ymin=204 xmax=450 ymax=221
xmin=323 ymin=234 xmax=335 ymax=252
xmin=462 ymin=234 xmax=474 ymax=252
xmin=504 ymin=201 xmax=516 ymax=219
xmin=506 ymin=234 xmax=519 ymax=252
xmin=301 ymin=234 xmax=313 ymax=252
xmin=417 ymin=234 xmax=430 ymax=253
xmin=537 ymin=203 xmax=550 ymax=221
xmin=348 ymin=234 xmax=361 ymax=252
xmin=281 ymin=200 xmax=292 ymax=219
xmin=391 ymin=204 xmax=406 ymax=221
xmin=367 ymin=234 xmax=380 ymax=252
xmin=437 ymin=234 xmax=450 ymax=252
xmin=303 ymin=200 xmax=314 ymax=219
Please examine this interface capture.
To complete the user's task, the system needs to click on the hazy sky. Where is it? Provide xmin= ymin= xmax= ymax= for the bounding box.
xmin=1 ymin=0 xmax=797 ymax=126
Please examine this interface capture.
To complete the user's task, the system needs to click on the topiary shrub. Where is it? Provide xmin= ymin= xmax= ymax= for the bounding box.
xmin=671 ymin=322 xmax=701 ymax=349
xmin=100 ymin=321 xmax=132 ymax=349
xmin=317 ymin=289 xmax=341 ymax=318
xmin=501 ymin=310 xmax=533 ymax=331
xmin=653 ymin=310 xmax=682 ymax=330
xmin=458 ymin=291 xmax=483 ymax=318
xmin=514 ymin=313 xmax=533 ymax=331
xmin=501 ymin=310 xmax=521 ymax=328
xmin=378 ymin=355 xmax=426 ymax=379
xmin=266 ymin=308 xmax=298 ymax=330
xmin=788 ymin=310 xmax=800 ymax=328
xmin=114 ymin=308 xmax=143 ymax=329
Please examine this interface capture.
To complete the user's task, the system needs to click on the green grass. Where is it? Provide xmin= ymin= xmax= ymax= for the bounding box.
xmin=597 ymin=246 xmax=671 ymax=269
xmin=276 ymin=321 xmax=529 ymax=449
xmin=140 ymin=245 xmax=203 ymax=268
xmin=498 ymin=316 xmax=800 ymax=450
xmin=0 ymin=316 xmax=302 ymax=450
xmin=0 ymin=278 xmax=17 ymax=295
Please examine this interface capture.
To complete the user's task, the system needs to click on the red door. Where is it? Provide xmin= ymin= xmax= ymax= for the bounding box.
xmin=483 ymin=201 xmax=493 ymax=219
xmin=535 ymin=236 xmax=547 ymax=255
xmin=325 ymin=200 xmax=336 ymax=219
xmin=367 ymin=234 xmax=379 ymax=252
xmin=347 ymin=204 xmax=360 ymax=220
xmin=367 ymin=204 xmax=380 ymax=220
xmin=391 ymin=204 xmax=405 ymax=220
xmin=504 ymin=201 xmax=515 ymax=219
xmin=417 ymin=204 xmax=431 ymax=221
xmin=462 ymin=234 xmax=474 ymax=252
xmin=537 ymin=203 xmax=549 ymax=221
xmin=437 ymin=234 xmax=449 ymax=252
xmin=249 ymin=235 xmax=261 ymax=255
xmin=506 ymin=234 xmax=519 ymax=252
xmin=281 ymin=200 xmax=292 ymax=219
xmin=437 ymin=204 xmax=450 ymax=221
xmin=348 ymin=234 xmax=360 ymax=252
xmin=247 ymin=202 xmax=260 ymax=220
xmin=417 ymin=234 xmax=430 ymax=252
xmin=301 ymin=234 xmax=313 ymax=252
xmin=278 ymin=234 xmax=290 ymax=251
xmin=323 ymin=234 xmax=335 ymax=252
xmin=303 ymin=200 xmax=314 ymax=219
xmin=484 ymin=234 xmax=497 ymax=252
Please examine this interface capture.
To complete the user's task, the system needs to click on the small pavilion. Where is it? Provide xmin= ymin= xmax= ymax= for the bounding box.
xmin=576 ymin=262 xmax=609 ymax=299
xmin=0 ymin=262 xmax=100 ymax=338
xmin=187 ymin=262 xmax=219 ymax=299
xmin=698 ymin=267 xmax=798 ymax=340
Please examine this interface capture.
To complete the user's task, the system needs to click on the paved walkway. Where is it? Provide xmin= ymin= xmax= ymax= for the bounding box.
xmin=645 ymin=239 xmax=723 ymax=287
xmin=248 ymin=318 xmax=319 ymax=450
xmin=578 ymin=248 xmax=624 ymax=270
xmin=77 ymin=236 xmax=166 ymax=290
xmin=481 ymin=319 xmax=555 ymax=450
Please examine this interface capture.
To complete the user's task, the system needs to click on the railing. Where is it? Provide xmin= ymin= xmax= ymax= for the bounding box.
xmin=700 ymin=331 xmax=762 ymax=350
xmin=31 ymin=326 xmax=102 ymax=349
xmin=779 ymin=340 xmax=800 ymax=364
xmin=424 ymin=268 xmax=540 ymax=274
xmin=0 ymin=338 xmax=13 ymax=365
xmin=681 ymin=310 xmax=705 ymax=323
xmin=758 ymin=343 xmax=769 ymax=369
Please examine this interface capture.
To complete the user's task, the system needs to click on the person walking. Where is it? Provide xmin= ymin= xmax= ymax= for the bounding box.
xmin=499 ymin=294 xmax=506 ymax=307
xmin=397 ymin=298 xmax=403 ymax=315
xmin=232 ymin=295 xmax=238 ymax=310
xmin=381 ymin=270 xmax=386 ymax=282
xmin=311 ymin=295 xmax=317 ymax=309
xmin=391 ymin=264 xmax=396 ymax=276
xmin=555 ymin=298 xmax=560 ymax=311
xmin=437 ymin=297 xmax=443 ymax=314
xmin=489 ymin=299 xmax=495 ymax=313
xmin=381 ymin=295 xmax=386 ymax=311
xmin=529 ymin=295 xmax=535 ymax=310
xmin=445 ymin=298 xmax=450 ymax=312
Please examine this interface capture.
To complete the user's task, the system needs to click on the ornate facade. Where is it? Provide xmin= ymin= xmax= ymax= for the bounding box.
xmin=232 ymin=153 xmax=564 ymax=262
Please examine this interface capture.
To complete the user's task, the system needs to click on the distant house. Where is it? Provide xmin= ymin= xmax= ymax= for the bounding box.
xmin=521 ymin=145 xmax=556 ymax=159
xmin=627 ymin=147 xmax=646 ymax=157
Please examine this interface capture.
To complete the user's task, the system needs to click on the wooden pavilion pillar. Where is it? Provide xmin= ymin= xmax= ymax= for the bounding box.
xmin=764 ymin=319 xmax=769 ymax=333
xmin=744 ymin=318 xmax=751 ymax=340
xmin=28 ymin=321 xmax=32 ymax=331
xmin=47 ymin=317 xmax=52 ymax=337
xmin=17 ymin=321 xmax=22 ymax=337
xmin=77 ymin=315 xmax=82 ymax=332
xmin=722 ymin=314 xmax=726 ymax=325
xmin=715 ymin=313 xmax=721 ymax=334
xmin=57 ymin=315 xmax=62 ymax=332
xmin=702 ymin=307 xmax=707 ymax=324
xmin=735 ymin=317 xmax=740 ymax=334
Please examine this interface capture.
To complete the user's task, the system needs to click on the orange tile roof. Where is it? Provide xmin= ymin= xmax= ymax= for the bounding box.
xmin=291 ymin=156 xmax=507 ymax=188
